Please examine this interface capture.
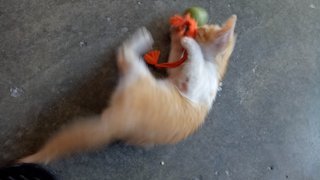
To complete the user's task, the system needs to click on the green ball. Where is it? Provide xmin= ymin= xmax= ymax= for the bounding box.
xmin=184 ymin=7 xmax=208 ymax=27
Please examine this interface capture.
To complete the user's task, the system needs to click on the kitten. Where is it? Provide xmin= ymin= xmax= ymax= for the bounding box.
xmin=19 ymin=15 xmax=237 ymax=164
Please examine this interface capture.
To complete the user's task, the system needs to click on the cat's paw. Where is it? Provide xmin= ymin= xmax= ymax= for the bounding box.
xmin=170 ymin=27 xmax=184 ymax=46
xmin=128 ymin=27 xmax=154 ymax=54
xmin=181 ymin=37 xmax=202 ymax=58
xmin=181 ymin=37 xmax=198 ymax=50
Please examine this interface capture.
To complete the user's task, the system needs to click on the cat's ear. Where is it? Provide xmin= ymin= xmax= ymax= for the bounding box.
xmin=213 ymin=15 xmax=237 ymax=52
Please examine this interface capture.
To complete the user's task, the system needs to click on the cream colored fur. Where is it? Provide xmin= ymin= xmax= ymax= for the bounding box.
xmin=18 ymin=15 xmax=237 ymax=164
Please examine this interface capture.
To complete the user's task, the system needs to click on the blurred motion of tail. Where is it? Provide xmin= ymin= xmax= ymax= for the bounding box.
xmin=18 ymin=115 xmax=116 ymax=164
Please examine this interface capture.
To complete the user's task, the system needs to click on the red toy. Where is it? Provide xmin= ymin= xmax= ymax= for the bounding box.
xmin=144 ymin=13 xmax=198 ymax=68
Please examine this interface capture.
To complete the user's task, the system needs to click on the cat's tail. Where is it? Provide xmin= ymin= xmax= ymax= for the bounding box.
xmin=18 ymin=115 xmax=116 ymax=164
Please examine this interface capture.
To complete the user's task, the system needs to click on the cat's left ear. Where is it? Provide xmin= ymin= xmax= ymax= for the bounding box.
xmin=213 ymin=15 xmax=237 ymax=52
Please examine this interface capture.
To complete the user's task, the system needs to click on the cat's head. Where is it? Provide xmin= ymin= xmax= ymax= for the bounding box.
xmin=196 ymin=15 xmax=237 ymax=81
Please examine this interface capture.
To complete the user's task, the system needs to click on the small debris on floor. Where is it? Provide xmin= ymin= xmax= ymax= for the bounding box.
xmin=137 ymin=1 xmax=142 ymax=5
xmin=214 ymin=171 xmax=219 ymax=175
xmin=160 ymin=161 xmax=165 ymax=165
xmin=10 ymin=87 xmax=24 ymax=97
xmin=310 ymin=4 xmax=315 ymax=9
xmin=252 ymin=65 xmax=258 ymax=73
xmin=79 ymin=41 xmax=87 ymax=47
xmin=268 ymin=165 xmax=274 ymax=170
xmin=218 ymin=82 xmax=223 ymax=92
xmin=225 ymin=170 xmax=230 ymax=176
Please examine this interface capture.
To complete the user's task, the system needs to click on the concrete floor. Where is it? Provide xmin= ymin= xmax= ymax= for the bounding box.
xmin=1 ymin=0 xmax=320 ymax=179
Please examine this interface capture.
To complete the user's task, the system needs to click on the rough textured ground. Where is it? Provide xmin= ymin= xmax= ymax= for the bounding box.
xmin=1 ymin=0 xmax=320 ymax=179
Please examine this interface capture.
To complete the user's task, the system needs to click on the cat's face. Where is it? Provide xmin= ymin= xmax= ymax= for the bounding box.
xmin=196 ymin=15 xmax=236 ymax=50
xmin=195 ymin=15 xmax=237 ymax=80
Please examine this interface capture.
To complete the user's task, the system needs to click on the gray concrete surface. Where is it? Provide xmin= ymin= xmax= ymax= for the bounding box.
xmin=1 ymin=0 xmax=320 ymax=179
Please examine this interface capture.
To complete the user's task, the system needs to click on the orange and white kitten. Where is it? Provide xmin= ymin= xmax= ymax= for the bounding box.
xmin=19 ymin=15 xmax=237 ymax=164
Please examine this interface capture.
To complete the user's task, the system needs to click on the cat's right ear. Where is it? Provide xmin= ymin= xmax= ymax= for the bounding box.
xmin=213 ymin=15 xmax=237 ymax=52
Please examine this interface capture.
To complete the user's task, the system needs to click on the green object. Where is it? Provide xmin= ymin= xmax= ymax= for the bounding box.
xmin=184 ymin=7 xmax=209 ymax=26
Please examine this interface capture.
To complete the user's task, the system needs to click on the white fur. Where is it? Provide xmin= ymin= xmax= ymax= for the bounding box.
xmin=167 ymin=37 xmax=219 ymax=107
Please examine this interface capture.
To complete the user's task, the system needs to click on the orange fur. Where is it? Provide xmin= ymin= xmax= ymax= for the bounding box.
xmin=19 ymin=76 xmax=208 ymax=164
xmin=109 ymin=76 xmax=209 ymax=145
xmin=18 ymin=116 xmax=115 ymax=163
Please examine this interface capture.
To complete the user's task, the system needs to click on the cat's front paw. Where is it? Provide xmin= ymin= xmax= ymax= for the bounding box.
xmin=129 ymin=27 xmax=154 ymax=54
xmin=181 ymin=37 xmax=202 ymax=58
xmin=181 ymin=37 xmax=197 ymax=49
xmin=170 ymin=27 xmax=184 ymax=46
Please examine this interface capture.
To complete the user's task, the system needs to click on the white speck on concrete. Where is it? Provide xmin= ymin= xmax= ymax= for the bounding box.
xmin=310 ymin=4 xmax=315 ymax=9
xmin=10 ymin=87 xmax=24 ymax=97
xmin=160 ymin=161 xmax=165 ymax=165
xmin=268 ymin=166 xmax=274 ymax=170
xmin=215 ymin=171 xmax=219 ymax=175
xmin=252 ymin=65 xmax=258 ymax=73
xmin=121 ymin=27 xmax=129 ymax=33
xmin=137 ymin=1 xmax=142 ymax=5
xmin=218 ymin=82 xmax=223 ymax=92
xmin=227 ymin=4 xmax=231 ymax=7
xmin=107 ymin=17 xmax=111 ymax=22
xmin=225 ymin=170 xmax=230 ymax=176
xmin=79 ymin=41 xmax=87 ymax=47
